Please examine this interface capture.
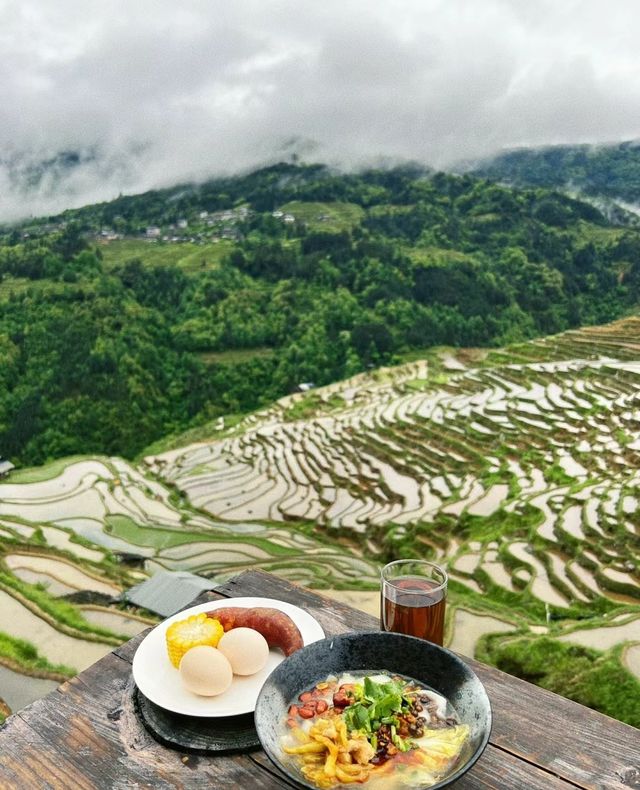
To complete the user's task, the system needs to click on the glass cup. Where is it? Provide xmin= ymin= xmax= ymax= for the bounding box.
xmin=380 ymin=560 xmax=448 ymax=645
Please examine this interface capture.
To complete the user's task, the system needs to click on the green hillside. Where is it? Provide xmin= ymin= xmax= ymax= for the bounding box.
xmin=1 ymin=163 xmax=639 ymax=467
xmin=100 ymin=238 xmax=234 ymax=274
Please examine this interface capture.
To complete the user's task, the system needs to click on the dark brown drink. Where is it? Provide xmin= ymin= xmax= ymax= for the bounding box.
xmin=381 ymin=575 xmax=446 ymax=645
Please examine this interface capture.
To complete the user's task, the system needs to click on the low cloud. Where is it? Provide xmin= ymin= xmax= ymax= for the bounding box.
xmin=2 ymin=0 xmax=640 ymax=221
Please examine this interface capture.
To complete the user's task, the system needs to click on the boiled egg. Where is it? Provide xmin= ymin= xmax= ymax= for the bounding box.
xmin=218 ymin=628 xmax=269 ymax=676
xmin=179 ymin=645 xmax=232 ymax=696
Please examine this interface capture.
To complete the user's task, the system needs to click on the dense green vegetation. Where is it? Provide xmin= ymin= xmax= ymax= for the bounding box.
xmin=470 ymin=140 xmax=640 ymax=207
xmin=482 ymin=635 xmax=640 ymax=728
xmin=1 ymin=163 xmax=639 ymax=466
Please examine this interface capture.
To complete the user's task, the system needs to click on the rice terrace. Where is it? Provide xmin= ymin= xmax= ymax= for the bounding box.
xmin=0 ymin=315 xmax=639 ymax=725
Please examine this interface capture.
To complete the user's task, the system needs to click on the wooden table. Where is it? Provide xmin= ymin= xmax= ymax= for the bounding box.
xmin=1 ymin=569 xmax=639 ymax=789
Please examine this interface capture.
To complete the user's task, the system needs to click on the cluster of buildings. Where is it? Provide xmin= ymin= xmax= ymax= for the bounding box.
xmin=272 ymin=210 xmax=296 ymax=224
xmin=94 ymin=204 xmax=338 ymax=247
xmin=135 ymin=205 xmax=252 ymax=245
xmin=0 ymin=458 xmax=14 ymax=478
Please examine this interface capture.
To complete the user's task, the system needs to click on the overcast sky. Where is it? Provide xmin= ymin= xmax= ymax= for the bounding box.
xmin=1 ymin=0 xmax=640 ymax=221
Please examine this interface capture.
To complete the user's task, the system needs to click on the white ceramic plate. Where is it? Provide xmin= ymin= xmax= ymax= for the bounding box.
xmin=132 ymin=597 xmax=325 ymax=717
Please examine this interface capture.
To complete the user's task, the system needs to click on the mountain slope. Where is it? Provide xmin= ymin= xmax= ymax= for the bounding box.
xmin=2 ymin=165 xmax=640 ymax=466
xmin=468 ymin=141 xmax=640 ymax=209
xmin=147 ymin=317 xmax=640 ymax=615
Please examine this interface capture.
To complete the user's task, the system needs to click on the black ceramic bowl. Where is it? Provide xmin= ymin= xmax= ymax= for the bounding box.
xmin=255 ymin=631 xmax=492 ymax=790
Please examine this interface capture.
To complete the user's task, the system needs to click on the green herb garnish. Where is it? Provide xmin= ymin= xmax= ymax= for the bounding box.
xmin=342 ymin=676 xmax=415 ymax=749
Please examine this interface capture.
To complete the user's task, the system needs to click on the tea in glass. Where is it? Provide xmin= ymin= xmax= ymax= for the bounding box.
xmin=380 ymin=560 xmax=447 ymax=645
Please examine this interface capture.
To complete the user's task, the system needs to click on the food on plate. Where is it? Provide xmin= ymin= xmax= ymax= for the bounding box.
xmin=179 ymin=645 xmax=233 ymax=696
xmin=218 ymin=627 xmax=269 ymax=676
xmin=161 ymin=605 xmax=306 ymax=701
xmin=208 ymin=607 xmax=303 ymax=656
xmin=165 ymin=613 xmax=224 ymax=668
xmin=281 ymin=672 xmax=469 ymax=788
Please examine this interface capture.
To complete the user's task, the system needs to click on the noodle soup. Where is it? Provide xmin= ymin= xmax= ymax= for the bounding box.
xmin=281 ymin=671 xmax=470 ymax=789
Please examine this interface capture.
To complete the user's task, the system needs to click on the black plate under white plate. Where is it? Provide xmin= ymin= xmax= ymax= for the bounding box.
xmin=134 ymin=685 xmax=260 ymax=754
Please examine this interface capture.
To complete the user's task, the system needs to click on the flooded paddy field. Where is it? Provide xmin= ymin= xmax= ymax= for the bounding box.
xmin=448 ymin=609 xmax=516 ymax=658
xmin=0 ymin=590 xmax=114 ymax=670
xmin=0 ymin=664 xmax=60 ymax=714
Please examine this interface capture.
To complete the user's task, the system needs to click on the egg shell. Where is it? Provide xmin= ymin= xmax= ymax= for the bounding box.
xmin=179 ymin=645 xmax=233 ymax=696
xmin=218 ymin=627 xmax=270 ymax=676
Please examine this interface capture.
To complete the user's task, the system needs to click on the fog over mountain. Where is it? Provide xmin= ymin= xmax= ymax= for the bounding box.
xmin=2 ymin=0 xmax=640 ymax=221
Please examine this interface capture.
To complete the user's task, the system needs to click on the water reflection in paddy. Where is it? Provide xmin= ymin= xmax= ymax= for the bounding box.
xmin=0 ymin=664 xmax=59 ymax=713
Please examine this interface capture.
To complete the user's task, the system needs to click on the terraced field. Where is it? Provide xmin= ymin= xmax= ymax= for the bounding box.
xmin=150 ymin=323 xmax=640 ymax=611
xmin=0 ymin=456 xmax=375 ymax=589
xmin=1 ymin=316 xmax=640 ymax=723
xmin=144 ymin=317 xmax=640 ymax=697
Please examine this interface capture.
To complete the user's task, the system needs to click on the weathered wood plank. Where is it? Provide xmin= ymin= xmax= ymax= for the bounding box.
xmin=215 ymin=569 xmax=377 ymax=634
xmin=0 ymin=713 xmax=97 ymax=790
xmin=1 ymin=651 xmax=284 ymax=788
xmin=455 ymin=744 xmax=579 ymax=790
xmin=249 ymin=751 xmax=308 ymax=789
xmin=464 ymin=658 xmax=640 ymax=790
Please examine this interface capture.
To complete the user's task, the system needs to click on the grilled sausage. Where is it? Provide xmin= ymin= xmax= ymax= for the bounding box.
xmin=207 ymin=607 xmax=304 ymax=656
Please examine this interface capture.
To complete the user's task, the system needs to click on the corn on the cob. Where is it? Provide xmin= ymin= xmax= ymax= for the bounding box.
xmin=165 ymin=613 xmax=224 ymax=668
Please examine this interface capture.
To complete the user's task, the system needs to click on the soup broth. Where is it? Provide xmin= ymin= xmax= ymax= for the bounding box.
xmin=281 ymin=670 xmax=470 ymax=789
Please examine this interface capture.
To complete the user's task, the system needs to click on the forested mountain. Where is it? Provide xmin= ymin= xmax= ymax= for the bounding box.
xmin=1 ymin=163 xmax=640 ymax=466
xmin=468 ymin=141 xmax=640 ymax=207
